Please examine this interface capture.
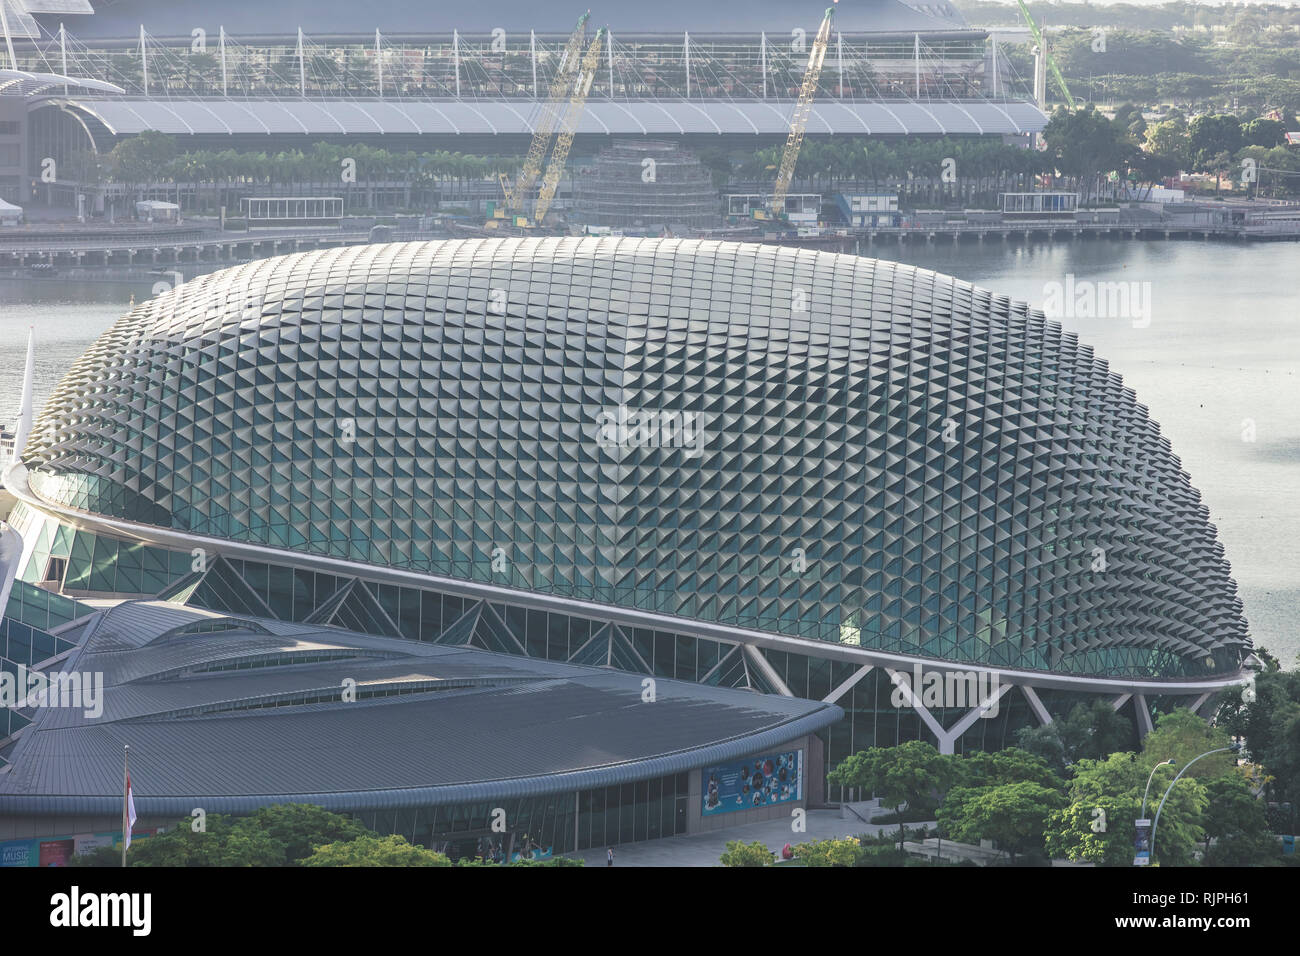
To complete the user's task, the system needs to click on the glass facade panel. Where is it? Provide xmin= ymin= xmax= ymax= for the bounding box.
xmin=4 ymin=509 xmax=1189 ymax=799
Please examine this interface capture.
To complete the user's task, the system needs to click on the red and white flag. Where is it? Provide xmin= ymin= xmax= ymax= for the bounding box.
xmin=124 ymin=772 xmax=137 ymax=850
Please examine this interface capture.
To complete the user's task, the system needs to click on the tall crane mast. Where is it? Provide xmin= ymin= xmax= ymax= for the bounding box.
xmin=1014 ymin=0 xmax=1075 ymax=110
xmin=502 ymin=12 xmax=591 ymax=214
xmin=534 ymin=28 xmax=605 ymax=225
xmin=771 ymin=7 xmax=834 ymax=217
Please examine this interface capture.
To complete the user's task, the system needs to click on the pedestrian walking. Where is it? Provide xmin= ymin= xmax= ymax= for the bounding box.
xmin=607 ymin=847 xmax=614 ymax=867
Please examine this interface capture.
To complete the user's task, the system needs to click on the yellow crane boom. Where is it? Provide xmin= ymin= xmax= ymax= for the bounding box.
xmin=534 ymin=27 xmax=605 ymax=225
xmin=503 ymin=12 xmax=590 ymax=213
xmin=772 ymin=7 xmax=834 ymax=217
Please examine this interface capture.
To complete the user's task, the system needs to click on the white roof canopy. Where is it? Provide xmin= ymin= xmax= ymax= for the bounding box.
xmin=60 ymin=97 xmax=1047 ymax=137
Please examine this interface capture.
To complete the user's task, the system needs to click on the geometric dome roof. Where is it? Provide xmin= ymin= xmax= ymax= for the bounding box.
xmin=22 ymin=238 xmax=1249 ymax=679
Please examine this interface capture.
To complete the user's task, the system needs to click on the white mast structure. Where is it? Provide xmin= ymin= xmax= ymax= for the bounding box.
xmin=13 ymin=328 xmax=35 ymax=457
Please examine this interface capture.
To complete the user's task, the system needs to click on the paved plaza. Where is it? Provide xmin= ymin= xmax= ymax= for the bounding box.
xmin=573 ymin=810 xmax=933 ymax=867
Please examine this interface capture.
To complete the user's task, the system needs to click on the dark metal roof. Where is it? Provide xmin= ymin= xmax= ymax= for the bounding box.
xmin=0 ymin=600 xmax=842 ymax=815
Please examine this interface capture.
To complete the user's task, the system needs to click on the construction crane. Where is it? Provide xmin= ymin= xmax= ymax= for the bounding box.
xmin=499 ymin=12 xmax=590 ymax=215
xmin=770 ymin=6 xmax=835 ymax=218
xmin=533 ymin=28 xmax=605 ymax=225
xmin=1014 ymin=0 xmax=1075 ymax=110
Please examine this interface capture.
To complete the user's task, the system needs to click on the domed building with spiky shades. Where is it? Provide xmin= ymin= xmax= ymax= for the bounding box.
xmin=0 ymin=238 xmax=1250 ymax=857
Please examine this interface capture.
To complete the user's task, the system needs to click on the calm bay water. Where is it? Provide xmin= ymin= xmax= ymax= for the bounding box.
xmin=886 ymin=239 xmax=1299 ymax=669
xmin=0 ymin=238 xmax=1296 ymax=666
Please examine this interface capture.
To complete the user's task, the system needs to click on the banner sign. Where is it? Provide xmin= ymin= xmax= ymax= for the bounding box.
xmin=1133 ymin=818 xmax=1152 ymax=866
xmin=702 ymin=750 xmax=802 ymax=817
xmin=0 ymin=828 xmax=156 ymax=867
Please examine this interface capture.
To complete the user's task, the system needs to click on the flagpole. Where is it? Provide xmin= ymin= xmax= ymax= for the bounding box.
xmin=121 ymin=744 xmax=129 ymax=868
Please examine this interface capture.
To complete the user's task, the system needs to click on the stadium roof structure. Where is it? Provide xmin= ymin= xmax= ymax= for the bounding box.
xmin=58 ymin=96 xmax=1048 ymax=137
xmin=0 ymin=599 xmax=842 ymax=816
xmin=0 ymin=68 xmax=120 ymax=95
xmin=30 ymin=0 xmax=970 ymax=39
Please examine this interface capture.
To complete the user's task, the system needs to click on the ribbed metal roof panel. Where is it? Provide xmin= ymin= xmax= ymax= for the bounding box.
xmin=66 ymin=97 xmax=1047 ymax=137
xmin=0 ymin=600 xmax=841 ymax=814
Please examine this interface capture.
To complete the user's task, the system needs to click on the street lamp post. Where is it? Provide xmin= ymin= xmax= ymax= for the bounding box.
xmin=1150 ymin=744 xmax=1240 ymax=864
xmin=1141 ymin=759 xmax=1175 ymax=819
xmin=1133 ymin=758 xmax=1175 ymax=866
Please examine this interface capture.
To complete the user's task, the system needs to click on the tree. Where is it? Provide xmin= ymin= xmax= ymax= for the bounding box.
xmin=186 ymin=52 xmax=218 ymax=94
xmin=503 ymin=856 xmax=585 ymax=867
xmin=1209 ymin=150 xmax=1236 ymax=193
xmin=829 ymin=741 xmax=953 ymax=851
xmin=1242 ymin=117 xmax=1288 ymax=148
xmin=1044 ymin=794 xmax=1143 ymax=867
xmin=1046 ymin=752 xmax=1207 ymax=866
xmin=1071 ymin=700 xmax=1135 ymax=759
xmin=1218 ymin=660 xmax=1300 ymax=804
xmin=1188 ymin=114 xmax=1243 ymax=171
xmin=938 ymin=782 xmax=1066 ymax=862
xmin=240 ymin=803 xmax=370 ymax=864
xmin=1043 ymin=106 xmax=1135 ymax=201
xmin=1144 ymin=116 xmax=1191 ymax=171
xmin=84 ymin=813 xmax=281 ymax=867
xmin=792 ymin=838 xmax=861 ymax=867
xmin=695 ymin=145 xmax=734 ymax=189
xmin=738 ymin=135 xmax=1052 ymax=209
xmin=1132 ymin=149 xmax=1182 ymax=188
xmin=719 ymin=840 xmax=775 ymax=867
xmin=954 ymin=747 xmax=1064 ymax=792
xmin=303 ymin=834 xmax=452 ymax=867
xmin=1141 ymin=708 xmax=1236 ymax=780
xmin=1112 ymin=103 xmax=1148 ymax=139
xmin=1015 ymin=723 xmax=1068 ymax=777
xmin=69 ymin=804 xmax=375 ymax=867
xmin=107 ymin=130 xmax=178 ymax=201
xmin=69 ymin=845 xmax=127 ymax=867
xmin=1201 ymin=775 xmax=1278 ymax=866
xmin=1265 ymin=705 xmax=1300 ymax=807
xmin=1015 ymin=701 xmax=1134 ymax=774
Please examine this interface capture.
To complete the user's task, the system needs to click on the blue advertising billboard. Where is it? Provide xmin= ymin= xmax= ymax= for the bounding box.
xmin=702 ymin=750 xmax=802 ymax=817
xmin=0 ymin=828 xmax=157 ymax=867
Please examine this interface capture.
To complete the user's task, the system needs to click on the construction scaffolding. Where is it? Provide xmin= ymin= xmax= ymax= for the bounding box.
xmin=571 ymin=140 xmax=720 ymax=230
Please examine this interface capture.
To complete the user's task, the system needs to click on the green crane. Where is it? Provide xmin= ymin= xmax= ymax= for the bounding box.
xmin=1014 ymin=0 xmax=1076 ymax=109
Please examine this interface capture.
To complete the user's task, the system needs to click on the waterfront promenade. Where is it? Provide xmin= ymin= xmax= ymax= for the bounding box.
xmin=2 ymin=202 xmax=1298 ymax=269
xmin=0 ymin=223 xmax=431 ymax=268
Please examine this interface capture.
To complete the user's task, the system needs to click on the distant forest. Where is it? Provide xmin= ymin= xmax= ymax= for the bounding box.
xmin=957 ymin=2 xmax=1300 ymax=112
xmin=955 ymin=1 xmax=1300 ymax=33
